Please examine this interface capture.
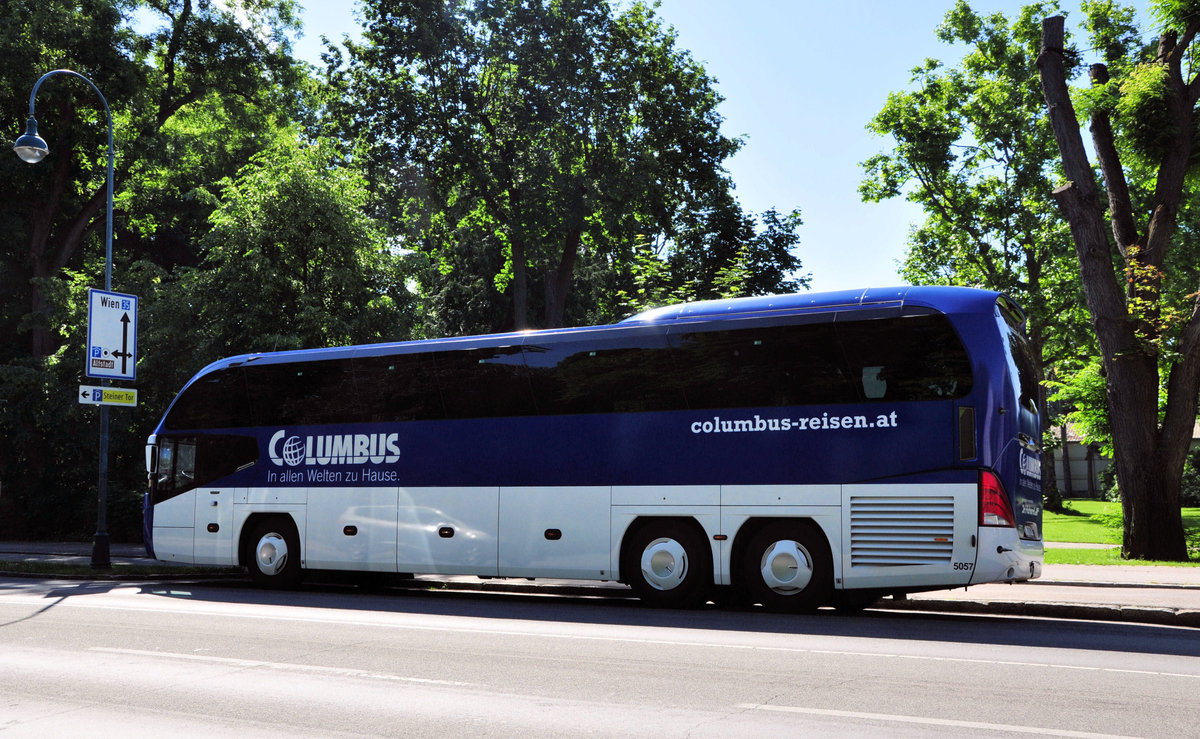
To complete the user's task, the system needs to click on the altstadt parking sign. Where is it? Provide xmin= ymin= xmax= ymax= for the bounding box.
xmin=86 ymin=288 xmax=138 ymax=380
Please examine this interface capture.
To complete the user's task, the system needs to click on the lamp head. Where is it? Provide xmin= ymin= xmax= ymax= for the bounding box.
xmin=13 ymin=117 xmax=49 ymax=163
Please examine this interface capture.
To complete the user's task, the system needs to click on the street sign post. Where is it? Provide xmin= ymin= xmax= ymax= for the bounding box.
xmin=86 ymin=288 xmax=137 ymax=380
xmin=78 ymin=385 xmax=137 ymax=407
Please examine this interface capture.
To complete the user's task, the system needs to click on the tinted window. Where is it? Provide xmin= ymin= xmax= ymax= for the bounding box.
xmin=354 ymin=352 xmax=443 ymax=422
xmin=430 ymin=346 xmax=535 ymax=418
xmin=837 ymin=315 xmax=972 ymax=401
xmin=676 ymin=322 xmax=858 ymax=408
xmin=163 ymin=367 xmax=250 ymax=430
xmin=244 ymin=360 xmax=359 ymax=426
xmin=997 ymin=302 xmax=1039 ymax=413
xmin=524 ymin=331 xmax=684 ymax=414
xmin=161 ymin=312 xmax=973 ymax=431
xmin=151 ymin=434 xmax=257 ymax=503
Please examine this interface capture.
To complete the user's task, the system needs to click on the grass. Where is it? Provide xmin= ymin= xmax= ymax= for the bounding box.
xmin=1045 ymin=547 xmax=1200 ymax=566
xmin=1044 ymin=498 xmax=1200 ymax=565
xmin=1044 ymin=499 xmax=1123 ymax=544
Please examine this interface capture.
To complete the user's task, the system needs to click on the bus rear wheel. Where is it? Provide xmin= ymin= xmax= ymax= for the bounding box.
xmin=741 ymin=521 xmax=831 ymax=612
xmin=622 ymin=520 xmax=711 ymax=609
xmin=246 ymin=517 xmax=303 ymax=589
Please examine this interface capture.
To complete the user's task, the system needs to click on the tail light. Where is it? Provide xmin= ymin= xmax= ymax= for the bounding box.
xmin=980 ymin=470 xmax=1016 ymax=527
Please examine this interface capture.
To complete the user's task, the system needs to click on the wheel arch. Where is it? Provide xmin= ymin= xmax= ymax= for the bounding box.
xmin=237 ymin=511 xmax=301 ymax=569
xmin=729 ymin=516 xmax=832 ymax=591
xmin=616 ymin=515 xmax=714 ymax=585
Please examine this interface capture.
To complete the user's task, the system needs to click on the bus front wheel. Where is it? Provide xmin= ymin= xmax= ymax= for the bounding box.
xmin=622 ymin=520 xmax=711 ymax=608
xmin=741 ymin=521 xmax=832 ymax=612
xmin=246 ymin=517 xmax=303 ymax=589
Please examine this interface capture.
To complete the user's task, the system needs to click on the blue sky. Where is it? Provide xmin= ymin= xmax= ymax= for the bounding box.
xmin=291 ymin=1 xmax=1100 ymax=292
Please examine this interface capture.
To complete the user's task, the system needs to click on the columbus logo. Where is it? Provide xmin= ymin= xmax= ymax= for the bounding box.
xmin=268 ymin=429 xmax=400 ymax=467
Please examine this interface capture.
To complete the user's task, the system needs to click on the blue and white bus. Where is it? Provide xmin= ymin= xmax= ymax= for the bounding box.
xmin=145 ymin=286 xmax=1043 ymax=611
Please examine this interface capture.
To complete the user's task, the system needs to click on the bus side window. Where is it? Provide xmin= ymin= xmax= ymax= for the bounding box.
xmin=430 ymin=346 xmax=535 ymax=419
xmin=524 ymin=331 xmax=683 ymax=415
xmin=156 ymin=441 xmax=175 ymax=488
xmin=153 ymin=438 xmax=195 ymax=502
xmin=152 ymin=435 xmax=253 ymax=503
xmin=839 ymin=316 xmax=972 ymax=402
xmin=163 ymin=367 xmax=251 ymax=430
xmin=245 ymin=360 xmax=360 ymax=427
xmin=176 ymin=441 xmax=196 ymax=487
xmin=675 ymin=321 xmax=855 ymax=409
xmin=354 ymin=353 xmax=442 ymax=422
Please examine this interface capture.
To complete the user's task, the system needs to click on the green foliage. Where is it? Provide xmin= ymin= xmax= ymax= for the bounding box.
xmin=161 ymin=136 xmax=416 ymax=360
xmin=1182 ymin=447 xmax=1200 ymax=506
xmin=333 ymin=0 xmax=802 ymax=334
xmin=862 ymin=0 xmax=1094 ymax=504
xmin=1114 ymin=62 xmax=1175 ymax=164
xmin=1 ymin=0 xmax=308 ymax=357
xmin=1047 ymin=358 xmax=1114 ymax=455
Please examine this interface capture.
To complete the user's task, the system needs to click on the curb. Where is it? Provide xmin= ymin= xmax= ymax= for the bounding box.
xmin=873 ymin=597 xmax=1200 ymax=628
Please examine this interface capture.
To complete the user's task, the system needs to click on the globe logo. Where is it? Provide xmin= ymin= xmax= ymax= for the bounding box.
xmin=281 ymin=436 xmax=305 ymax=466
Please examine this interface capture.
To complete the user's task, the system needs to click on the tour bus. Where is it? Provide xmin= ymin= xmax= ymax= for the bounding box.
xmin=144 ymin=286 xmax=1043 ymax=611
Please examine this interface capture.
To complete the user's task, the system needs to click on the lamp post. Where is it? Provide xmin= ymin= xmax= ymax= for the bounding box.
xmin=14 ymin=69 xmax=115 ymax=569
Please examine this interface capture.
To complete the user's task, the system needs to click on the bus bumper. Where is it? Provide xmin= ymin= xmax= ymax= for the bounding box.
xmin=972 ymin=527 xmax=1043 ymax=584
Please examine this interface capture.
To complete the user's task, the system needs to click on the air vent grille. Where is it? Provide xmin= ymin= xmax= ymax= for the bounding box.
xmin=849 ymin=496 xmax=955 ymax=566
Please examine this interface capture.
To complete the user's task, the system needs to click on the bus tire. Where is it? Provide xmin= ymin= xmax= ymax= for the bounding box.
xmin=741 ymin=520 xmax=832 ymax=612
xmin=246 ymin=516 xmax=303 ymax=589
xmin=622 ymin=519 xmax=711 ymax=609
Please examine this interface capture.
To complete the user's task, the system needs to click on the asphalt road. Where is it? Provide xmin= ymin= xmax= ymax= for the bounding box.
xmin=2 ymin=577 xmax=1198 ymax=737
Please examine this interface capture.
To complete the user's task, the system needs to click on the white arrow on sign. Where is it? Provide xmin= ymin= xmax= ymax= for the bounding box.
xmin=78 ymin=385 xmax=138 ymax=407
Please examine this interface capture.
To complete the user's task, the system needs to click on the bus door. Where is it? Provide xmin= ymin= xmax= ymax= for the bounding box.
xmin=194 ymin=487 xmax=235 ymax=565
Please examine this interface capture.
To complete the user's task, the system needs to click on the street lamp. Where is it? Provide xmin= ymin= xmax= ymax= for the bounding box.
xmin=14 ymin=69 xmax=116 ymax=569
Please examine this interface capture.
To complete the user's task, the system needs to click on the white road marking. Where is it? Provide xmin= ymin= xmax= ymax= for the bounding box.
xmin=737 ymin=703 xmax=1144 ymax=738
xmin=90 ymin=647 xmax=474 ymax=687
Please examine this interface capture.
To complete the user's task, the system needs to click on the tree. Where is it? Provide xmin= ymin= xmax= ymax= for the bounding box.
xmin=860 ymin=1 xmax=1088 ymax=506
xmin=1 ymin=0 xmax=304 ymax=357
xmin=1037 ymin=3 xmax=1200 ymax=559
xmin=334 ymin=0 xmax=789 ymax=333
xmin=150 ymin=137 xmax=416 ymax=371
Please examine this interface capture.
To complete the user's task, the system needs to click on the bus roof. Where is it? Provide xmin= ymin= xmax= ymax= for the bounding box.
xmin=619 ymin=285 xmax=1003 ymax=324
xmin=186 ymin=285 xmax=1008 ymax=377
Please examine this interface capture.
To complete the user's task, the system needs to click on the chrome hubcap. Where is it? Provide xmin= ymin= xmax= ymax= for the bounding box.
xmin=255 ymin=532 xmax=289 ymax=576
xmin=641 ymin=537 xmax=688 ymax=591
xmin=759 ymin=539 xmax=813 ymax=595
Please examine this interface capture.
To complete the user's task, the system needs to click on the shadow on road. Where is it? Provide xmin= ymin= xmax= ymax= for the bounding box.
xmin=0 ymin=580 xmax=126 ymax=628
xmin=105 ymin=575 xmax=1200 ymax=660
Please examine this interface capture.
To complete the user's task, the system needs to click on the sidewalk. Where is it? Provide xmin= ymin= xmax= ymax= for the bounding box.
xmin=2 ymin=541 xmax=1198 ymax=627
xmin=891 ymin=564 xmax=1200 ymax=627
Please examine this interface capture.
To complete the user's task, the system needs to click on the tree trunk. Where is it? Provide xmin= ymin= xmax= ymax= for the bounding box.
xmin=511 ymin=237 xmax=530 ymax=331
xmin=544 ymin=228 xmax=581 ymax=329
xmin=1038 ymin=16 xmax=1193 ymax=560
